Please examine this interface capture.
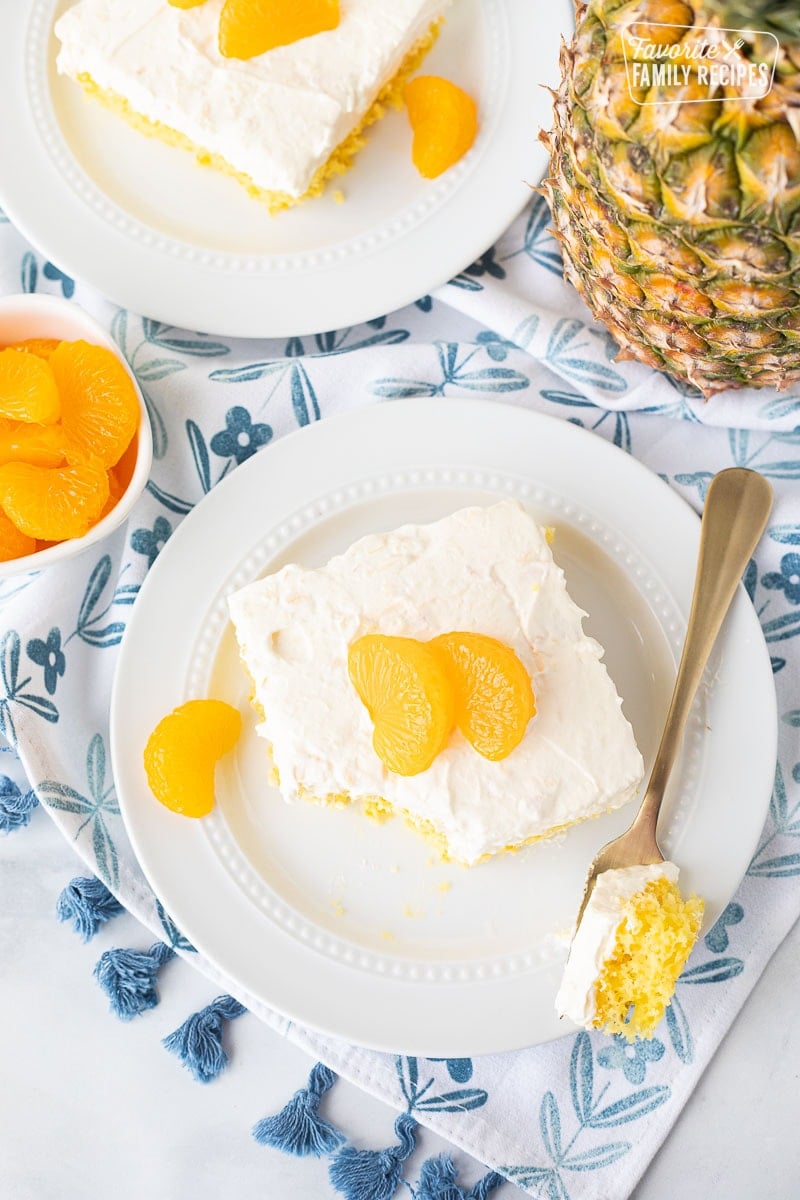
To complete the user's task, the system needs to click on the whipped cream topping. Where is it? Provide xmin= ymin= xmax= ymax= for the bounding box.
xmin=227 ymin=501 xmax=644 ymax=865
xmin=55 ymin=0 xmax=450 ymax=196
xmin=556 ymin=861 xmax=680 ymax=1027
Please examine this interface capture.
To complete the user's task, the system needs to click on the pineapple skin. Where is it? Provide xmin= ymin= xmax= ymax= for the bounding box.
xmin=542 ymin=0 xmax=800 ymax=397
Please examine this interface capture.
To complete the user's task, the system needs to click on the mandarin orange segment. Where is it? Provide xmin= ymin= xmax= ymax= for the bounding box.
xmin=0 ymin=461 xmax=109 ymax=541
xmin=6 ymin=338 xmax=61 ymax=359
xmin=107 ymin=466 xmax=124 ymax=504
xmin=111 ymin=433 xmax=138 ymax=494
xmin=91 ymin=467 xmax=123 ymax=527
xmin=144 ymin=699 xmax=242 ymax=818
xmin=0 ymin=348 xmax=61 ymax=424
xmin=49 ymin=340 xmax=139 ymax=468
xmin=348 ymin=634 xmax=455 ymax=776
xmin=403 ymin=76 xmax=478 ymax=180
xmin=0 ymin=418 xmax=64 ymax=468
xmin=168 ymin=0 xmax=207 ymax=7
xmin=0 ymin=510 xmax=36 ymax=562
xmin=432 ymin=632 xmax=535 ymax=761
xmin=219 ymin=0 xmax=340 ymax=60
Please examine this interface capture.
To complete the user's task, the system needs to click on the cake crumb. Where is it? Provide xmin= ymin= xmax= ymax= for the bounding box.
xmin=329 ymin=874 xmax=346 ymax=918
xmin=380 ymin=929 xmax=395 ymax=941
xmin=436 ymin=880 xmax=452 ymax=894
xmin=364 ymin=797 xmax=394 ymax=824
xmin=403 ymin=904 xmax=426 ymax=919
xmin=333 ymin=189 xmax=346 ymax=204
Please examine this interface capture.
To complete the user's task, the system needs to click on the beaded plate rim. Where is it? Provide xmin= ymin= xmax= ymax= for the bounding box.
xmin=0 ymin=0 xmax=564 ymax=337
xmin=189 ymin=465 xmax=704 ymax=985
xmin=29 ymin=0 xmax=499 ymax=273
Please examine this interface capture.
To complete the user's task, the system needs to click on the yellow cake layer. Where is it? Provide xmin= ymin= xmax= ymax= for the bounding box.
xmin=592 ymin=877 xmax=704 ymax=1040
xmin=295 ymin=786 xmax=608 ymax=866
xmin=75 ymin=21 xmax=442 ymax=214
xmin=254 ymin=696 xmax=608 ymax=866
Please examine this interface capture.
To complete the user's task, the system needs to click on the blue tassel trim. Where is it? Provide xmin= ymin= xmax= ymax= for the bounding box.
xmin=247 ymin=1063 xmax=505 ymax=1199
xmin=253 ymin=1062 xmax=344 ymax=1157
xmin=329 ymin=1112 xmax=417 ymax=1200
xmin=163 ymin=995 xmax=247 ymax=1083
xmin=416 ymin=1155 xmax=464 ymax=1200
xmin=416 ymin=1154 xmax=464 ymax=1200
xmin=415 ymin=1154 xmax=506 ymax=1200
xmin=57 ymin=875 xmax=124 ymax=941
xmin=0 ymin=776 xmax=38 ymax=834
xmin=93 ymin=941 xmax=175 ymax=1020
xmin=468 ymin=1170 xmax=505 ymax=1199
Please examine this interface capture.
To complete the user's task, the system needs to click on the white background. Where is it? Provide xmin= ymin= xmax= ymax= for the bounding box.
xmin=2 ymin=808 xmax=800 ymax=1199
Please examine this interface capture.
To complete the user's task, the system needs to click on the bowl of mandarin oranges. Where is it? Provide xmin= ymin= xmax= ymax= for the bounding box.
xmin=0 ymin=294 xmax=151 ymax=576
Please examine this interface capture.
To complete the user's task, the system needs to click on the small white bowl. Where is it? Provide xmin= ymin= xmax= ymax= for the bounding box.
xmin=0 ymin=293 xmax=152 ymax=578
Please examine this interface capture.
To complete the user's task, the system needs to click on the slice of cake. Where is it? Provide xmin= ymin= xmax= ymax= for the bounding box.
xmin=54 ymin=0 xmax=450 ymax=212
xmin=556 ymin=862 xmax=704 ymax=1039
xmin=227 ymin=501 xmax=644 ymax=865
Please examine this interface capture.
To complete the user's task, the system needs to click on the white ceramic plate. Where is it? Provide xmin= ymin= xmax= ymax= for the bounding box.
xmin=110 ymin=400 xmax=776 ymax=1056
xmin=0 ymin=0 xmax=568 ymax=337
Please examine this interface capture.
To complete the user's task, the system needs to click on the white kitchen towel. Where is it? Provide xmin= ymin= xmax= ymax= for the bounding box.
xmin=2 ymin=197 xmax=799 ymax=1200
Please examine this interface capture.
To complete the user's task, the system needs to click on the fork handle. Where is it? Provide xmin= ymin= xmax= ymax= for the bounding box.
xmin=633 ymin=468 xmax=773 ymax=842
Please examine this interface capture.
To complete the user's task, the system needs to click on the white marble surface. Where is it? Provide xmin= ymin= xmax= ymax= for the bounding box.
xmin=2 ymin=807 xmax=800 ymax=1200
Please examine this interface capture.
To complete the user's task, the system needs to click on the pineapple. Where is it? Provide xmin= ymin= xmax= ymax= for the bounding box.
xmin=542 ymin=1 xmax=800 ymax=395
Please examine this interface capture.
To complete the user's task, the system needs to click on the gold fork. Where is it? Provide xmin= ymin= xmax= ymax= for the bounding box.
xmin=571 ymin=467 xmax=774 ymax=933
